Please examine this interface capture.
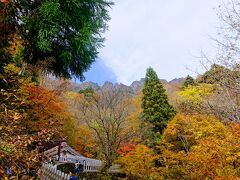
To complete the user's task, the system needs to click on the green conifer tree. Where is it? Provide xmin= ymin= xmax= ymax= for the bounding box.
xmin=182 ymin=75 xmax=195 ymax=89
xmin=3 ymin=0 xmax=113 ymax=80
xmin=141 ymin=67 xmax=175 ymax=135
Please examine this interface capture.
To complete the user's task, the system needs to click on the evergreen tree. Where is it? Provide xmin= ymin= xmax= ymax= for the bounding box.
xmin=79 ymin=87 xmax=94 ymax=94
xmin=182 ymin=75 xmax=195 ymax=89
xmin=3 ymin=0 xmax=113 ymax=79
xmin=141 ymin=67 xmax=175 ymax=134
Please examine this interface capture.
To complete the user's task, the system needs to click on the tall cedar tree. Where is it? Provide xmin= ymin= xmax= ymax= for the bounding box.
xmin=182 ymin=75 xmax=195 ymax=89
xmin=3 ymin=0 xmax=113 ymax=79
xmin=142 ymin=67 xmax=175 ymax=134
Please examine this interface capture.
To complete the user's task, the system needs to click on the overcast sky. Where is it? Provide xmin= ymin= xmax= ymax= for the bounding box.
xmin=84 ymin=0 xmax=223 ymax=85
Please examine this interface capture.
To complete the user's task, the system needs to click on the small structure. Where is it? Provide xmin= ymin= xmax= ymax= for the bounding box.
xmin=44 ymin=141 xmax=103 ymax=172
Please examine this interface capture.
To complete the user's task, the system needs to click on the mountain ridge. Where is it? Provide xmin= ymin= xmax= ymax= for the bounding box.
xmin=71 ymin=77 xmax=185 ymax=94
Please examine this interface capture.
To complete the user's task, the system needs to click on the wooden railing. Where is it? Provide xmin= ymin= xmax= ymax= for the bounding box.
xmin=58 ymin=156 xmax=102 ymax=172
xmin=40 ymin=163 xmax=70 ymax=180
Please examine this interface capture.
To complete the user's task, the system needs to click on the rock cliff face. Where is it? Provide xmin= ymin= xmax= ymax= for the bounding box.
xmin=169 ymin=78 xmax=185 ymax=85
xmin=71 ymin=77 xmax=185 ymax=95
xmin=130 ymin=78 xmax=145 ymax=93
xmin=71 ymin=81 xmax=100 ymax=92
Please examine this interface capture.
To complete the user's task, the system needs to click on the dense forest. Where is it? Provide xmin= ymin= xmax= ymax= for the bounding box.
xmin=0 ymin=0 xmax=240 ymax=179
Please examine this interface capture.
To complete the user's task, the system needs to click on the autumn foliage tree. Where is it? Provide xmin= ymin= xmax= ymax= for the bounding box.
xmin=0 ymin=0 xmax=113 ymax=177
xmin=0 ymin=62 xmax=73 ymax=177
xmin=0 ymin=35 xmax=73 ymax=177
xmin=74 ymin=125 xmax=97 ymax=158
xmin=178 ymin=67 xmax=239 ymax=122
xmin=177 ymin=83 xmax=215 ymax=114
xmin=158 ymin=113 xmax=240 ymax=179
xmin=70 ymin=87 xmax=138 ymax=168
xmin=117 ymin=144 xmax=159 ymax=180
xmin=198 ymin=64 xmax=240 ymax=122
xmin=197 ymin=0 xmax=240 ymax=122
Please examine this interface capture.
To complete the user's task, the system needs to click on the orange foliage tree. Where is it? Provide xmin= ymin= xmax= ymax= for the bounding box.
xmin=117 ymin=143 xmax=136 ymax=157
xmin=74 ymin=125 xmax=97 ymax=158
xmin=25 ymin=86 xmax=63 ymax=130
xmin=0 ymin=63 xmax=70 ymax=178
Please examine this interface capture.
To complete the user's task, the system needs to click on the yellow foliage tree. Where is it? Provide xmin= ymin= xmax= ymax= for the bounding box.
xmin=65 ymin=89 xmax=142 ymax=167
xmin=124 ymin=92 xmax=142 ymax=142
xmin=176 ymin=83 xmax=215 ymax=114
xmin=117 ymin=144 xmax=159 ymax=180
xmin=179 ymin=84 xmax=214 ymax=103
xmin=158 ymin=113 xmax=240 ymax=179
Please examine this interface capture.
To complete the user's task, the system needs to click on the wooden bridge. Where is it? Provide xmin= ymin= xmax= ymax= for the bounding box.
xmin=43 ymin=141 xmax=103 ymax=172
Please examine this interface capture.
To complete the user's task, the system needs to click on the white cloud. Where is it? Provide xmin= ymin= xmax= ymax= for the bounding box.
xmin=99 ymin=0 xmax=221 ymax=85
